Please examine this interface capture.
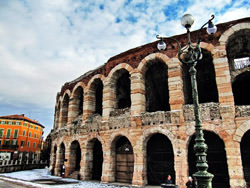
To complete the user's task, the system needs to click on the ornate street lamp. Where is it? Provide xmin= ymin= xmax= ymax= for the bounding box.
xmin=156 ymin=14 xmax=217 ymax=188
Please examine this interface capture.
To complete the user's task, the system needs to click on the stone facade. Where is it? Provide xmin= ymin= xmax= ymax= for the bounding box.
xmin=50 ymin=17 xmax=250 ymax=188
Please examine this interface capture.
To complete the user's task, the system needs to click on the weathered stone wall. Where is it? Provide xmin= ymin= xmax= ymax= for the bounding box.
xmin=50 ymin=18 xmax=250 ymax=188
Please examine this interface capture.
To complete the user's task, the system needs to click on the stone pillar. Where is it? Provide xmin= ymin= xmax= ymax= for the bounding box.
xmin=102 ymin=81 xmax=115 ymax=121
xmin=130 ymin=70 xmax=146 ymax=116
xmin=64 ymin=145 xmax=70 ymax=177
xmin=67 ymin=97 xmax=75 ymax=127
xmin=54 ymin=147 xmax=61 ymax=176
xmin=174 ymin=138 xmax=189 ymax=188
xmin=101 ymin=139 xmax=115 ymax=183
xmin=168 ymin=58 xmax=184 ymax=111
xmin=131 ymin=130 xmax=145 ymax=187
xmin=82 ymin=87 xmax=94 ymax=122
xmin=225 ymin=140 xmax=246 ymax=188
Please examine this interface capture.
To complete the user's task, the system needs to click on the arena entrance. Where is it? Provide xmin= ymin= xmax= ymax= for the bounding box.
xmin=115 ymin=136 xmax=134 ymax=183
xmin=241 ymin=129 xmax=250 ymax=187
xmin=92 ymin=139 xmax=103 ymax=180
xmin=68 ymin=141 xmax=81 ymax=175
xmin=188 ymin=131 xmax=230 ymax=188
xmin=147 ymin=133 xmax=175 ymax=185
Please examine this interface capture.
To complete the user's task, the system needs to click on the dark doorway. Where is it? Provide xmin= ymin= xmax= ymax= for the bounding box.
xmin=92 ymin=139 xmax=103 ymax=180
xmin=145 ymin=60 xmax=170 ymax=112
xmin=62 ymin=94 xmax=69 ymax=126
xmin=69 ymin=141 xmax=81 ymax=174
xmin=116 ymin=70 xmax=131 ymax=109
xmin=182 ymin=49 xmax=218 ymax=104
xmin=188 ymin=131 xmax=230 ymax=188
xmin=232 ymin=72 xmax=250 ymax=105
xmin=241 ymin=129 xmax=250 ymax=187
xmin=73 ymin=86 xmax=84 ymax=116
xmin=59 ymin=143 xmax=65 ymax=175
xmin=147 ymin=133 xmax=175 ymax=185
xmin=94 ymin=79 xmax=103 ymax=115
xmin=115 ymin=136 xmax=134 ymax=183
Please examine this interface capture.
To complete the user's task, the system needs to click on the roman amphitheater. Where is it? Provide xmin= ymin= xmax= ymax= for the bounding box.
xmin=49 ymin=17 xmax=250 ymax=188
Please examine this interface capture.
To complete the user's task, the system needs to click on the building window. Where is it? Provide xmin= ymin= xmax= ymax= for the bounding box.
xmin=8 ymin=121 xmax=12 ymax=125
xmin=16 ymin=122 xmax=20 ymax=125
xmin=6 ymin=129 xmax=11 ymax=138
xmin=35 ymin=127 xmax=38 ymax=130
xmin=13 ymin=129 xmax=18 ymax=138
xmin=21 ymin=141 xmax=25 ymax=147
xmin=23 ymin=130 xmax=26 ymax=136
xmin=0 ymin=129 xmax=4 ymax=138
xmin=34 ymin=133 xmax=37 ymax=138
xmin=12 ymin=140 xmax=17 ymax=145
xmin=23 ymin=123 xmax=27 ymax=127
xmin=0 ymin=121 xmax=5 ymax=125
xmin=27 ymin=141 xmax=30 ymax=147
xmin=29 ymin=132 xmax=31 ymax=137
xmin=33 ymin=143 xmax=36 ymax=148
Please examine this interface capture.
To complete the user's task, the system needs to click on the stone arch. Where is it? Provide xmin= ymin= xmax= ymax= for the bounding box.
xmin=138 ymin=53 xmax=172 ymax=112
xmin=233 ymin=120 xmax=250 ymax=142
xmin=86 ymin=75 xmax=105 ymax=116
xmin=182 ymin=46 xmax=218 ymax=104
xmin=142 ymin=127 xmax=175 ymax=185
xmin=240 ymin=127 xmax=250 ymax=187
xmin=106 ymin=63 xmax=133 ymax=110
xmin=137 ymin=53 xmax=170 ymax=74
xmin=144 ymin=131 xmax=175 ymax=185
xmin=219 ymin=22 xmax=250 ymax=46
xmin=109 ymin=134 xmax=134 ymax=184
xmin=188 ymin=130 xmax=230 ymax=188
xmin=68 ymin=140 xmax=81 ymax=176
xmin=54 ymin=102 xmax=61 ymax=129
xmin=222 ymin=23 xmax=250 ymax=80
xmin=70 ymin=83 xmax=85 ymax=122
xmin=60 ymin=90 xmax=71 ymax=128
xmin=57 ymin=142 xmax=66 ymax=176
xmin=232 ymin=71 xmax=250 ymax=105
xmin=84 ymin=136 xmax=104 ymax=180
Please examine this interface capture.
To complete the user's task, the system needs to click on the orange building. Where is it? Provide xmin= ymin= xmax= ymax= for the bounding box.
xmin=0 ymin=114 xmax=44 ymax=161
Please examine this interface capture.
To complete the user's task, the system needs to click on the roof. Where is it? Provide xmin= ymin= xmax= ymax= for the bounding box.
xmin=0 ymin=114 xmax=44 ymax=128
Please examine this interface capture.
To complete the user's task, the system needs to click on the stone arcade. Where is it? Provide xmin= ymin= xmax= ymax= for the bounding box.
xmin=49 ymin=17 xmax=250 ymax=188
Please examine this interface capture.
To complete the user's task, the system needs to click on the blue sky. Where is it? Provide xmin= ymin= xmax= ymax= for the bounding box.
xmin=0 ymin=0 xmax=249 ymax=138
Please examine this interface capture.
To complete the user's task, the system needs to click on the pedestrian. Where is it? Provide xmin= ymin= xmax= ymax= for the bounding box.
xmin=166 ymin=175 xmax=173 ymax=184
xmin=186 ymin=176 xmax=196 ymax=188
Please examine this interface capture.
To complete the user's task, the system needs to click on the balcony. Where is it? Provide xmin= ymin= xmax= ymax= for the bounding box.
xmin=0 ymin=145 xmax=19 ymax=150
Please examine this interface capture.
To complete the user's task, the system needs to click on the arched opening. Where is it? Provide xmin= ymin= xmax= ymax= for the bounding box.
xmin=241 ymin=129 xmax=250 ymax=187
xmin=52 ymin=145 xmax=57 ymax=175
xmin=59 ymin=143 xmax=65 ymax=176
xmin=226 ymin=29 xmax=250 ymax=74
xmin=182 ymin=49 xmax=218 ymax=104
xmin=147 ymin=133 xmax=175 ymax=185
xmin=61 ymin=94 xmax=69 ymax=127
xmin=92 ymin=139 xmax=103 ymax=180
xmin=90 ymin=78 xmax=103 ymax=116
xmin=232 ymin=71 xmax=250 ymax=105
xmin=72 ymin=86 xmax=84 ymax=117
xmin=145 ymin=59 xmax=170 ymax=112
xmin=188 ymin=131 xmax=230 ymax=188
xmin=115 ymin=136 xmax=134 ymax=183
xmin=55 ymin=103 xmax=60 ymax=129
xmin=94 ymin=79 xmax=103 ymax=115
xmin=69 ymin=140 xmax=81 ymax=175
xmin=115 ymin=70 xmax=131 ymax=109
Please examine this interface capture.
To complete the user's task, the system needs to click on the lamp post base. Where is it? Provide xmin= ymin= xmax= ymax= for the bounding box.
xmin=193 ymin=171 xmax=214 ymax=188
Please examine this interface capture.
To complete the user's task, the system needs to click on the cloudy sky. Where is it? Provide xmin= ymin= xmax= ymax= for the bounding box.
xmin=0 ymin=0 xmax=249 ymax=138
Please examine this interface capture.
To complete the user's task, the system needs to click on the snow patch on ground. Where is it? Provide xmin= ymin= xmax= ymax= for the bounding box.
xmin=0 ymin=169 xmax=130 ymax=188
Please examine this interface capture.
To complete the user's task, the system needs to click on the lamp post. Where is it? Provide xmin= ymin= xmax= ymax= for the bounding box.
xmin=156 ymin=14 xmax=217 ymax=188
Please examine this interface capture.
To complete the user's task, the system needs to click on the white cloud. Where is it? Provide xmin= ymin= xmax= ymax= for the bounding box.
xmin=0 ymin=0 xmax=249 ymax=137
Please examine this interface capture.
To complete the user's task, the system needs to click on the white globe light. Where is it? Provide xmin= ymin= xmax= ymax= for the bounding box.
xmin=207 ymin=24 xmax=217 ymax=35
xmin=181 ymin=14 xmax=194 ymax=29
xmin=157 ymin=41 xmax=166 ymax=51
